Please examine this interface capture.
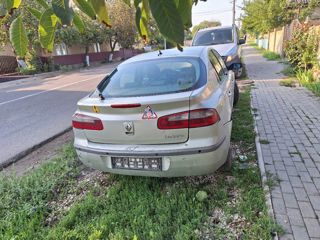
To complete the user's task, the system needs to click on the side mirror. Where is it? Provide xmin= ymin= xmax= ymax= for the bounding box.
xmin=239 ymin=39 xmax=246 ymax=45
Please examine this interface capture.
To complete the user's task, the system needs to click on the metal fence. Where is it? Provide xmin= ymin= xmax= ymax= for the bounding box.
xmin=0 ymin=56 xmax=18 ymax=74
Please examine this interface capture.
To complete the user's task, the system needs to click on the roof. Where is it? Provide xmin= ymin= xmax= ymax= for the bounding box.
xmin=197 ymin=25 xmax=234 ymax=33
xmin=119 ymin=46 xmax=208 ymax=66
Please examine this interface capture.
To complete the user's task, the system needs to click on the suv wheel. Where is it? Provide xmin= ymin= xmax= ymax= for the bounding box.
xmin=235 ymin=67 xmax=243 ymax=79
xmin=233 ymin=82 xmax=239 ymax=106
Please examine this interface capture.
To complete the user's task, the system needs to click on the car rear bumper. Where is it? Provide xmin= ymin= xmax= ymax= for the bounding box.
xmin=74 ymin=136 xmax=229 ymax=177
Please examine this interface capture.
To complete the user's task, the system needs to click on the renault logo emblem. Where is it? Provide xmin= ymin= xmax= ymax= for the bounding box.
xmin=123 ymin=122 xmax=134 ymax=134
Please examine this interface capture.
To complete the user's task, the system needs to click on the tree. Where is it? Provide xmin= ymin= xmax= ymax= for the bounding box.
xmin=241 ymin=0 xmax=320 ymax=35
xmin=1 ymin=0 xmax=207 ymax=58
xmin=107 ymin=0 xmax=136 ymax=56
xmin=192 ymin=20 xmax=221 ymax=37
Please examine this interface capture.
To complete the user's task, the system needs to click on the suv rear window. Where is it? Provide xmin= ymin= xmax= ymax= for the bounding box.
xmin=193 ymin=28 xmax=234 ymax=46
xmin=99 ymin=57 xmax=206 ymax=97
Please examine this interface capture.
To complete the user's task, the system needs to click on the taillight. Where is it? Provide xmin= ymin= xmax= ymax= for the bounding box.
xmin=72 ymin=113 xmax=103 ymax=130
xmin=158 ymin=109 xmax=220 ymax=130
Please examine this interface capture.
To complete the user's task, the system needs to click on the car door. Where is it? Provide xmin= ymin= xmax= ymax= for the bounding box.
xmin=208 ymin=49 xmax=233 ymax=123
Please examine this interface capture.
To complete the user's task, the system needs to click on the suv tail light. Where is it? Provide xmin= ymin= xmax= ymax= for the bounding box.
xmin=72 ymin=113 xmax=103 ymax=130
xmin=157 ymin=109 xmax=220 ymax=130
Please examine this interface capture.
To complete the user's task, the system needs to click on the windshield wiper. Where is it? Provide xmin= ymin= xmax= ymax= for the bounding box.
xmin=97 ymin=89 xmax=105 ymax=100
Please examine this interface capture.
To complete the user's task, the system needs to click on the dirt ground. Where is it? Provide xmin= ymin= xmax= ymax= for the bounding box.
xmin=2 ymin=130 xmax=74 ymax=176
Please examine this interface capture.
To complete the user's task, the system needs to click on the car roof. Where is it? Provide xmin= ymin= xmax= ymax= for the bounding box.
xmin=197 ymin=25 xmax=234 ymax=33
xmin=119 ymin=46 xmax=208 ymax=66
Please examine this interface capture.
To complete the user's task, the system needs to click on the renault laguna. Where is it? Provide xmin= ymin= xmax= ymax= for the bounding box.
xmin=72 ymin=46 xmax=238 ymax=177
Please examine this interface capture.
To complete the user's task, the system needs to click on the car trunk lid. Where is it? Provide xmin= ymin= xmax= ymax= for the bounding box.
xmin=77 ymin=91 xmax=191 ymax=144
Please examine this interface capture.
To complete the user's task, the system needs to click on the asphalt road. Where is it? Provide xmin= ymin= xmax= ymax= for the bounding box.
xmin=0 ymin=63 xmax=119 ymax=166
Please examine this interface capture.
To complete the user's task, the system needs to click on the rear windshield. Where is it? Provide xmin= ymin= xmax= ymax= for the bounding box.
xmin=193 ymin=28 xmax=234 ymax=46
xmin=99 ymin=57 xmax=206 ymax=97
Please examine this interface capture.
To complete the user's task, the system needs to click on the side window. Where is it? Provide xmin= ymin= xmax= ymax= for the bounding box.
xmin=212 ymin=50 xmax=228 ymax=74
xmin=208 ymin=50 xmax=225 ymax=81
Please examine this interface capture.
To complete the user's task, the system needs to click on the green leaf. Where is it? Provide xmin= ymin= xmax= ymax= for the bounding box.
xmin=149 ymin=0 xmax=184 ymax=45
xmin=134 ymin=0 xmax=141 ymax=8
xmin=73 ymin=12 xmax=85 ymax=34
xmin=39 ymin=8 xmax=58 ymax=52
xmin=135 ymin=6 xmax=142 ymax=36
xmin=9 ymin=15 xmax=28 ymax=58
xmin=52 ymin=0 xmax=74 ymax=26
xmin=0 ymin=5 xmax=6 ymax=18
xmin=176 ymin=0 xmax=193 ymax=29
xmin=139 ymin=1 xmax=149 ymax=40
xmin=90 ymin=0 xmax=111 ymax=27
xmin=122 ymin=0 xmax=130 ymax=6
xmin=4 ymin=0 xmax=21 ymax=14
xmin=26 ymin=6 xmax=42 ymax=20
xmin=73 ymin=0 xmax=96 ymax=19
xmin=36 ymin=0 xmax=49 ymax=9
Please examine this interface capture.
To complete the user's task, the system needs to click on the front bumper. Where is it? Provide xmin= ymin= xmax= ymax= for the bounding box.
xmin=74 ymin=137 xmax=229 ymax=177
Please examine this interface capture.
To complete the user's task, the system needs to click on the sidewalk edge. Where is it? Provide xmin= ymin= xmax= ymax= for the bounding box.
xmin=251 ymin=89 xmax=279 ymax=240
xmin=0 ymin=127 xmax=72 ymax=170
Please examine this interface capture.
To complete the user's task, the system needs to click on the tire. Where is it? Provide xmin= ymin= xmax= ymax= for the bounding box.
xmin=233 ymin=82 xmax=239 ymax=106
xmin=221 ymin=147 xmax=233 ymax=171
xmin=235 ymin=67 xmax=243 ymax=79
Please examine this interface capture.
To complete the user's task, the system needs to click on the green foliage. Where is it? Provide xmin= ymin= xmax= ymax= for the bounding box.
xmin=90 ymin=0 xmax=111 ymax=27
xmin=3 ymin=0 xmax=200 ymax=57
xmin=0 ymin=144 xmax=82 ymax=240
xmin=262 ymin=51 xmax=281 ymax=61
xmin=191 ymin=20 xmax=221 ymax=37
xmin=282 ymin=64 xmax=296 ymax=77
xmin=279 ymin=79 xmax=297 ymax=87
xmin=284 ymin=23 xmax=320 ymax=71
xmin=39 ymin=8 xmax=58 ymax=52
xmin=9 ymin=15 xmax=28 ymax=58
xmin=242 ymin=0 xmax=319 ymax=34
xmin=297 ymin=69 xmax=314 ymax=83
xmin=16 ymin=66 xmax=37 ymax=75
xmin=52 ymin=0 xmax=74 ymax=26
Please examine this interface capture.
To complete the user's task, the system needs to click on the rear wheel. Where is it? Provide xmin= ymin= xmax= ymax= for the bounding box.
xmin=221 ymin=147 xmax=233 ymax=171
xmin=233 ymin=82 xmax=239 ymax=106
xmin=235 ymin=67 xmax=243 ymax=79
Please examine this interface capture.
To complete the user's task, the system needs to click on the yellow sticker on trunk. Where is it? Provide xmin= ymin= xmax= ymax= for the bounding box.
xmin=92 ymin=106 xmax=100 ymax=113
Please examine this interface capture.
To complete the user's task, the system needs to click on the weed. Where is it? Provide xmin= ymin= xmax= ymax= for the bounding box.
xmin=260 ymin=140 xmax=270 ymax=144
xmin=279 ymin=79 xmax=297 ymax=88
xmin=282 ymin=65 xmax=296 ymax=77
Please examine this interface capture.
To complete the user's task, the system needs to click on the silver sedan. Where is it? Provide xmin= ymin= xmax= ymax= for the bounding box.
xmin=72 ymin=46 xmax=238 ymax=177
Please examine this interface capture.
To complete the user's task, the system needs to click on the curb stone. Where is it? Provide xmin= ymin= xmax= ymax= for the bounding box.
xmin=250 ymin=88 xmax=279 ymax=240
xmin=0 ymin=127 xmax=72 ymax=170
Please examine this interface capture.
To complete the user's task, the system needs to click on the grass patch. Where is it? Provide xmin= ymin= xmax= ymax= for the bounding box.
xmin=259 ymin=140 xmax=270 ymax=144
xmin=279 ymin=79 xmax=297 ymax=88
xmin=0 ymin=88 xmax=281 ymax=239
xmin=238 ymin=56 xmax=248 ymax=80
xmin=282 ymin=65 xmax=296 ymax=77
xmin=250 ymin=43 xmax=281 ymax=61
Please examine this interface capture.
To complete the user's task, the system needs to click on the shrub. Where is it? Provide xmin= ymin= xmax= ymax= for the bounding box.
xmin=297 ymin=69 xmax=314 ymax=83
xmin=284 ymin=22 xmax=319 ymax=71
xmin=16 ymin=66 xmax=37 ymax=75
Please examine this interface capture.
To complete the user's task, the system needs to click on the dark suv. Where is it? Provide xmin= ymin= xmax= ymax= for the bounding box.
xmin=192 ymin=24 xmax=245 ymax=78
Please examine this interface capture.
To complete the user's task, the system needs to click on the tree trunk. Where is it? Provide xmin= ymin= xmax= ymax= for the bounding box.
xmin=85 ymin=45 xmax=90 ymax=67
xmin=109 ymin=38 xmax=117 ymax=62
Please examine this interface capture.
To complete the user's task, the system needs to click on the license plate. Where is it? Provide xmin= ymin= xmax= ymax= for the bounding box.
xmin=111 ymin=157 xmax=162 ymax=171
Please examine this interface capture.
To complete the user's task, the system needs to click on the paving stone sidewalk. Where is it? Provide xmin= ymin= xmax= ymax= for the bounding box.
xmin=243 ymin=45 xmax=320 ymax=240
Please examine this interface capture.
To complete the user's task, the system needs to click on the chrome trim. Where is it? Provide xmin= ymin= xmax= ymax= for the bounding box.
xmin=74 ymin=137 xmax=226 ymax=157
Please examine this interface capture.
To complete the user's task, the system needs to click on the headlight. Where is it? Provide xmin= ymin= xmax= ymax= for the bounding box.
xmin=226 ymin=55 xmax=236 ymax=62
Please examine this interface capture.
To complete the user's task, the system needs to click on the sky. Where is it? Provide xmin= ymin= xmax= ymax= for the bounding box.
xmin=192 ymin=0 xmax=243 ymax=29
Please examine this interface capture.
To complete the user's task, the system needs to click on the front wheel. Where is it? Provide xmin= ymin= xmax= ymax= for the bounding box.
xmin=233 ymin=82 xmax=239 ymax=106
xmin=234 ymin=67 xmax=243 ymax=79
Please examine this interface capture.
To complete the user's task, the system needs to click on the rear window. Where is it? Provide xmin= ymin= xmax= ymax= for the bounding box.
xmin=193 ymin=28 xmax=234 ymax=46
xmin=99 ymin=57 xmax=206 ymax=97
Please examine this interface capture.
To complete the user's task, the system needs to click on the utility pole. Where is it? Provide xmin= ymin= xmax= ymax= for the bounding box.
xmin=232 ymin=0 xmax=236 ymax=25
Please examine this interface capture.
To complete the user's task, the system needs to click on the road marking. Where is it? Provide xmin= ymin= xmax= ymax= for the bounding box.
xmin=0 ymin=75 xmax=104 ymax=106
